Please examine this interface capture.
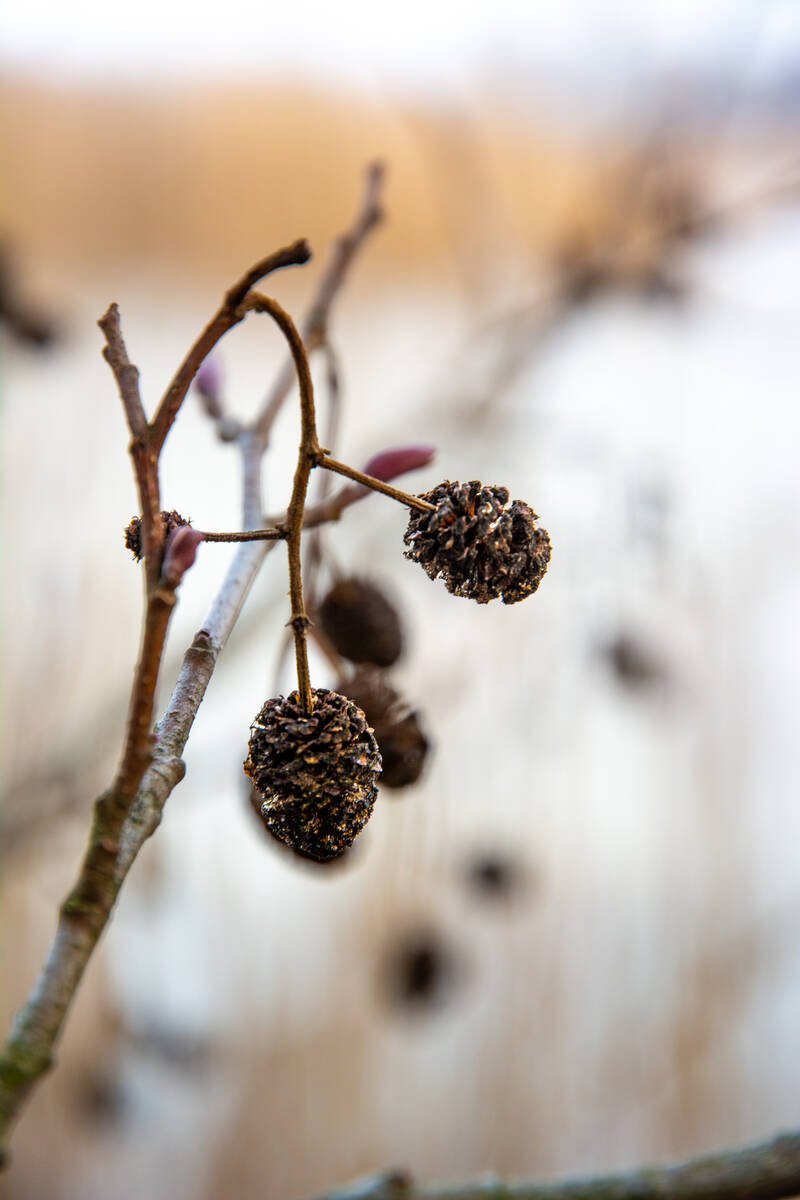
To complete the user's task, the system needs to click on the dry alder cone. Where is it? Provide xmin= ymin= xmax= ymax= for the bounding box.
xmin=342 ymin=669 xmax=429 ymax=789
xmin=244 ymin=689 xmax=382 ymax=862
xmin=124 ymin=509 xmax=190 ymax=562
xmin=318 ymin=576 xmax=404 ymax=668
xmin=404 ymin=480 xmax=551 ymax=604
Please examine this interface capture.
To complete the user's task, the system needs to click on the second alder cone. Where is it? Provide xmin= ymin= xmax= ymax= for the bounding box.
xmin=317 ymin=576 xmax=404 ymax=668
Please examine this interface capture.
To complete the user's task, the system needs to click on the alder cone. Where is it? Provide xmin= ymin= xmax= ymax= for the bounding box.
xmin=343 ymin=670 xmax=429 ymax=790
xmin=404 ymin=480 xmax=551 ymax=605
xmin=244 ymin=689 xmax=381 ymax=862
xmin=318 ymin=576 xmax=403 ymax=668
xmin=124 ymin=509 xmax=190 ymax=562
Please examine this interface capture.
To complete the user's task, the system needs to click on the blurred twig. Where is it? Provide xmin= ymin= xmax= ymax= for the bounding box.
xmin=252 ymin=161 xmax=385 ymax=450
xmin=314 ymin=1130 xmax=800 ymax=1200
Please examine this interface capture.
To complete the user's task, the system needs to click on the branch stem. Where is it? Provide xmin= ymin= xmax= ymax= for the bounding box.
xmin=98 ymin=303 xmax=162 ymax=575
xmin=201 ymin=528 xmax=285 ymax=543
xmin=0 ymin=582 xmax=177 ymax=1154
xmin=150 ymin=239 xmax=311 ymax=454
xmin=312 ymin=1130 xmax=800 ymax=1200
xmin=316 ymin=455 xmax=434 ymax=512
xmin=246 ymin=292 xmax=320 ymax=712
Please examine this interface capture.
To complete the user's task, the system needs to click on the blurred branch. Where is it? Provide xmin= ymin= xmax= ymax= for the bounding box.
xmin=252 ymin=161 xmax=385 ymax=450
xmin=315 ymin=1131 xmax=800 ymax=1200
xmin=0 ymin=243 xmax=59 ymax=349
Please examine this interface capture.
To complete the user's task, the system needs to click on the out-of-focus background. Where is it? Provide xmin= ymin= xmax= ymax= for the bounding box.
xmin=2 ymin=3 xmax=800 ymax=1197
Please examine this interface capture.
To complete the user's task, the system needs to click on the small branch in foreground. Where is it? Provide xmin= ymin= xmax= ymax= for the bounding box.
xmin=316 ymin=455 xmax=435 ymax=512
xmin=312 ymin=1130 xmax=800 ymax=1200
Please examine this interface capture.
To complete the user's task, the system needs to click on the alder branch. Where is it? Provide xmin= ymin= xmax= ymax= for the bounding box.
xmin=0 ymin=599 xmax=177 ymax=1140
xmin=246 ymin=291 xmax=321 ymax=712
xmin=0 ymin=309 xmax=185 ymax=1155
xmin=315 ymin=1130 xmax=800 ymax=1200
xmin=201 ymin=527 xmax=286 ymax=543
xmin=97 ymin=303 xmax=161 ymax=569
xmin=151 ymin=238 xmax=311 ymax=453
xmin=317 ymin=455 xmax=435 ymax=512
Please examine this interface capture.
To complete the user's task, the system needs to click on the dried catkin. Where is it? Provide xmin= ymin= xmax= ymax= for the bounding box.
xmin=244 ymin=689 xmax=381 ymax=861
xmin=404 ymin=480 xmax=551 ymax=604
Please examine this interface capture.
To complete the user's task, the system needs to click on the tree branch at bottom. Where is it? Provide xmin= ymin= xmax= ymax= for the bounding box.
xmin=314 ymin=1131 xmax=800 ymax=1200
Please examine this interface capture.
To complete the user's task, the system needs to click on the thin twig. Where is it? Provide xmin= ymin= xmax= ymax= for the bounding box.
xmin=252 ymin=162 xmax=385 ymax=450
xmin=97 ymin=303 xmax=162 ymax=571
xmin=201 ymin=528 xmax=285 ymax=543
xmin=311 ymin=1130 xmax=800 ymax=1200
xmin=317 ymin=455 xmax=435 ymax=512
xmin=303 ymin=340 xmax=343 ymax=615
xmin=150 ymin=238 xmax=311 ymax=454
xmin=246 ymin=292 xmax=320 ymax=712
xmin=97 ymin=303 xmax=147 ymax=440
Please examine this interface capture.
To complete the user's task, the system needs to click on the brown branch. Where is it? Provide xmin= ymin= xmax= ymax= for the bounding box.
xmin=201 ymin=527 xmax=285 ymax=543
xmin=316 ymin=455 xmax=435 ymax=512
xmin=312 ymin=1131 xmax=800 ymax=1200
xmin=0 ymin=578 xmax=178 ymax=1157
xmin=97 ymin=303 xmax=147 ymax=439
xmin=302 ymin=340 xmax=344 ymax=617
xmin=245 ymin=291 xmax=320 ymax=712
xmin=252 ymin=162 xmax=385 ymax=450
xmin=0 ymin=292 xmax=183 ymax=1151
xmin=150 ymin=238 xmax=311 ymax=454
xmin=98 ymin=303 xmax=162 ymax=572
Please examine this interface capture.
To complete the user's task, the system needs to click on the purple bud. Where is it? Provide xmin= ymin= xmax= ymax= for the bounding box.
xmin=161 ymin=526 xmax=204 ymax=587
xmin=362 ymin=444 xmax=435 ymax=484
xmin=194 ymin=357 xmax=223 ymax=418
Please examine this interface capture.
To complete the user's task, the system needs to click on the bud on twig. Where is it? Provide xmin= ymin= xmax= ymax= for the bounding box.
xmin=161 ymin=525 xmax=204 ymax=588
xmin=361 ymin=444 xmax=435 ymax=486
